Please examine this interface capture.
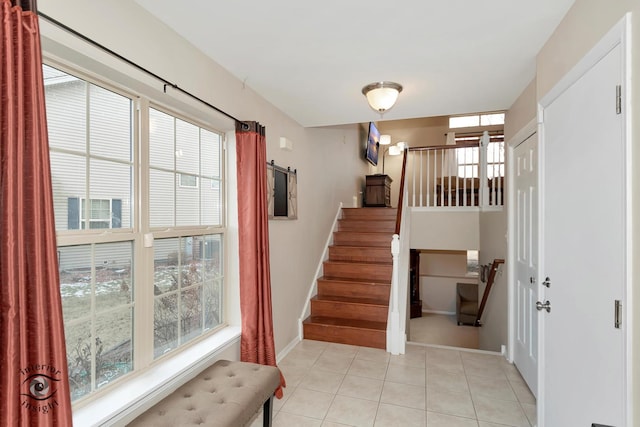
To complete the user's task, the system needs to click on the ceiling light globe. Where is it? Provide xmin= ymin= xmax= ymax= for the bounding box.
xmin=362 ymin=82 xmax=403 ymax=114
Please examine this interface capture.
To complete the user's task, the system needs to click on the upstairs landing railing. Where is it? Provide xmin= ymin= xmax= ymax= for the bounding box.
xmin=406 ymin=131 xmax=504 ymax=209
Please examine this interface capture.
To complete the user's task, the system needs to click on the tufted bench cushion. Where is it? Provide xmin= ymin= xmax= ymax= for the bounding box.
xmin=128 ymin=360 xmax=280 ymax=427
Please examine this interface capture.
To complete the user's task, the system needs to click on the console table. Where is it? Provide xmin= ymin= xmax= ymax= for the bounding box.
xmin=364 ymin=174 xmax=392 ymax=207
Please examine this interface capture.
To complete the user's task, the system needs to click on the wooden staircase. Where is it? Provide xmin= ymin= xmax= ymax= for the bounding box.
xmin=302 ymin=207 xmax=396 ymax=349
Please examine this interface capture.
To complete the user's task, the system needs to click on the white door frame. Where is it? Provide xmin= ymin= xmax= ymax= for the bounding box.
xmin=506 ymin=117 xmax=537 ymax=365
xmin=536 ymin=14 xmax=632 ymax=426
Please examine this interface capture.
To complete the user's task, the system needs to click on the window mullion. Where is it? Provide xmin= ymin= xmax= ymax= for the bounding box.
xmin=134 ymin=97 xmax=154 ymax=370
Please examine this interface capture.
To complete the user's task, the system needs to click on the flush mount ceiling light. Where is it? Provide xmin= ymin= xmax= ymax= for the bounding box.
xmin=362 ymin=81 xmax=403 ymax=115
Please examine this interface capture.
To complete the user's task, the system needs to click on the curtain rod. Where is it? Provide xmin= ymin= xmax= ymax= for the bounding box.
xmin=267 ymin=160 xmax=297 ymax=175
xmin=37 ymin=11 xmax=243 ymax=125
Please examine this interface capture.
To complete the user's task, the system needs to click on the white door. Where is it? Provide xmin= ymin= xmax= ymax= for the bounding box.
xmin=540 ymin=42 xmax=626 ymax=425
xmin=513 ymin=133 xmax=538 ymax=397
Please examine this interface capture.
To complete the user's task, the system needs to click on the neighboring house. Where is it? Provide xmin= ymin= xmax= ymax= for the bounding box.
xmin=34 ymin=0 xmax=640 ymax=424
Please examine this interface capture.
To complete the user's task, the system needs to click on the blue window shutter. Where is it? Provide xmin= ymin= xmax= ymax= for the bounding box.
xmin=112 ymin=199 xmax=122 ymax=228
xmin=68 ymin=197 xmax=79 ymax=229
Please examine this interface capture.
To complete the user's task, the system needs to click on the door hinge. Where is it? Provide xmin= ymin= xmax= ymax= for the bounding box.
xmin=614 ymin=300 xmax=622 ymax=329
xmin=616 ymin=85 xmax=622 ymax=114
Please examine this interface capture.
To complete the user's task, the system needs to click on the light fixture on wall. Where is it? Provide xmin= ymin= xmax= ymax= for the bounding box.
xmin=362 ymin=81 xmax=403 ymax=116
xmin=382 ymin=142 xmax=405 ymax=174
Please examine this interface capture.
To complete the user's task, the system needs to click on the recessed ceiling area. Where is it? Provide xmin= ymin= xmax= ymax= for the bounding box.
xmin=133 ymin=0 xmax=576 ymax=128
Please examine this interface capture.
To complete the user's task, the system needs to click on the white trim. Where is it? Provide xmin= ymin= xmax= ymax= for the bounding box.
xmin=406 ymin=341 xmax=504 ymax=358
xmin=621 ymin=13 xmax=633 ymax=426
xmin=506 ymin=117 xmax=537 ymax=364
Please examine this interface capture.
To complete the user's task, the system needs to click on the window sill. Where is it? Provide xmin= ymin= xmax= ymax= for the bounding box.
xmin=72 ymin=326 xmax=241 ymax=427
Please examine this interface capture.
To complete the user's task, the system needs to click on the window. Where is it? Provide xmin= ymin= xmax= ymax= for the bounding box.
xmin=466 ymin=250 xmax=479 ymax=276
xmin=449 ymin=113 xmax=505 ymax=129
xmin=148 ymin=107 xmax=224 ymax=358
xmin=45 ymin=64 xmax=225 ymax=402
xmin=179 ymin=174 xmax=198 ymax=188
xmin=455 ymin=141 xmax=504 ymax=179
xmin=67 ymin=198 xmax=122 ymax=229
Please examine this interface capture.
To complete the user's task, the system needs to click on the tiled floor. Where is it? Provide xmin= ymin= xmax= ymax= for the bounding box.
xmin=252 ymin=340 xmax=536 ymax=427
xmin=409 ymin=313 xmax=479 ymax=349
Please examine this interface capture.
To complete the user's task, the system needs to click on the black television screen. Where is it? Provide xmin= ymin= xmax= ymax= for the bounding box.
xmin=365 ymin=122 xmax=380 ymax=166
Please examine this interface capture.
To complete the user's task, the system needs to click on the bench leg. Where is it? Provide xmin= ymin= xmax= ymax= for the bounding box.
xmin=263 ymin=395 xmax=273 ymax=427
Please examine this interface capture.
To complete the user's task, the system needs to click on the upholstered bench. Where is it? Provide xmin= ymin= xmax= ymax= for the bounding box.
xmin=128 ymin=360 xmax=280 ymax=427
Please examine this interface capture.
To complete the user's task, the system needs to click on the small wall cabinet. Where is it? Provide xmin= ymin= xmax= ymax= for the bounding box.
xmin=364 ymin=174 xmax=392 ymax=207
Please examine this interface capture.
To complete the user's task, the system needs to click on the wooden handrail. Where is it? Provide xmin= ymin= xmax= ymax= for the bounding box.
xmin=475 ymin=258 xmax=505 ymax=326
xmin=408 ymin=141 xmax=479 ymax=152
xmin=394 ymin=148 xmax=408 ymax=235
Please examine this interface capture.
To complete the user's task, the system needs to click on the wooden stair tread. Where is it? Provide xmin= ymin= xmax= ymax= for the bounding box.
xmin=318 ymin=276 xmax=391 ymax=285
xmin=303 ymin=316 xmax=386 ymax=330
xmin=324 ymin=260 xmax=393 ymax=267
xmin=311 ymin=295 xmax=388 ymax=306
xmin=330 ymin=245 xmax=392 ymax=251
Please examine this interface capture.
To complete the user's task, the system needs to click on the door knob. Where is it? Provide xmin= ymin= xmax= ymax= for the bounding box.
xmin=536 ymin=300 xmax=551 ymax=313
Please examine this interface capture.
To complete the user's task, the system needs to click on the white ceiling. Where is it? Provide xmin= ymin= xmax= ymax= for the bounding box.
xmin=134 ymin=0 xmax=575 ymax=128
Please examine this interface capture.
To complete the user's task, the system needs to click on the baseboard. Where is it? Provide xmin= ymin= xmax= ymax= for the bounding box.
xmin=277 ymin=335 xmax=301 ymax=364
xmin=407 ymin=341 xmax=504 ymax=358
xmin=421 ymin=309 xmax=456 ymax=316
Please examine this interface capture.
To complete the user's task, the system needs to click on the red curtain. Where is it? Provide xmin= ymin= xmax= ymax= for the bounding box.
xmin=235 ymin=121 xmax=285 ymax=398
xmin=0 ymin=1 xmax=73 ymax=425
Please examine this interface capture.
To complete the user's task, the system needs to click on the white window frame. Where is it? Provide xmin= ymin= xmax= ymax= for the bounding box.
xmin=45 ymin=59 xmax=229 ymax=408
xmin=78 ymin=197 xmax=119 ymax=229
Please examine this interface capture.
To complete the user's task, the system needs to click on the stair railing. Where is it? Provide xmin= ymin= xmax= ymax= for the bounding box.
xmin=404 ymin=131 xmax=504 ymax=208
xmin=475 ymin=258 xmax=505 ymax=326
xmin=387 ymin=149 xmax=410 ymax=355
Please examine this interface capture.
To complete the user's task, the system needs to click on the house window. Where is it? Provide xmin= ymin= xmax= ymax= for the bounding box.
xmin=45 ymin=63 xmax=226 ymax=402
xmin=449 ymin=113 xmax=505 ymax=129
xmin=179 ymin=174 xmax=198 ymax=188
xmin=455 ymin=141 xmax=504 ymax=179
xmin=148 ymin=106 xmax=224 ymax=358
xmin=153 ymin=235 xmax=223 ymax=357
xmin=67 ymin=198 xmax=122 ymax=229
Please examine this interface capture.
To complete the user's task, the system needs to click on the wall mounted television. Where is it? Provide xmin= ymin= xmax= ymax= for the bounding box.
xmin=365 ymin=121 xmax=380 ymax=166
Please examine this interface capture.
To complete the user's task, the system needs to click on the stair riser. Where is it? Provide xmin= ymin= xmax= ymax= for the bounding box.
xmin=341 ymin=208 xmax=397 ymax=220
xmin=323 ymin=262 xmax=392 ymax=281
xmin=318 ymin=280 xmax=390 ymax=300
xmin=311 ymin=300 xmax=388 ymax=322
xmin=328 ymin=246 xmax=392 ymax=263
xmin=337 ymin=220 xmax=395 ymax=232
xmin=333 ymin=232 xmax=393 ymax=248
xmin=303 ymin=323 xmax=385 ymax=349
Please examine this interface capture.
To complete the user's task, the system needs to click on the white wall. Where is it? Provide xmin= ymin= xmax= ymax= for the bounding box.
xmin=37 ymin=0 xmax=369 ymax=359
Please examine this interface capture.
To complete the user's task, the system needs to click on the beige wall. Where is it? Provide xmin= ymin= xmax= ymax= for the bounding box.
xmin=514 ymin=0 xmax=640 ymax=417
xmin=410 ymin=211 xmax=479 ymax=250
xmin=38 ymin=0 xmax=369 ymax=359
xmin=504 ymin=79 xmax=537 ymax=141
xmin=377 ymin=117 xmax=450 ymax=205
xmin=419 ymin=250 xmax=477 ymax=314
xmin=478 ymin=210 xmax=508 ymax=352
